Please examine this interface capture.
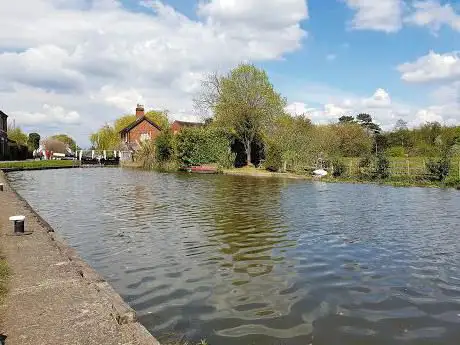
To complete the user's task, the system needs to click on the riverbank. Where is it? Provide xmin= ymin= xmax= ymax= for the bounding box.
xmin=223 ymin=167 xmax=457 ymax=189
xmin=0 ymin=160 xmax=81 ymax=172
xmin=0 ymin=171 xmax=159 ymax=345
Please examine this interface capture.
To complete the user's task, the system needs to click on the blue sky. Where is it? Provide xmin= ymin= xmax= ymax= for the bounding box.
xmin=0 ymin=0 xmax=459 ymax=145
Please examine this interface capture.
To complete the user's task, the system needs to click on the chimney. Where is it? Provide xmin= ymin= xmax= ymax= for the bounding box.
xmin=136 ymin=104 xmax=145 ymax=118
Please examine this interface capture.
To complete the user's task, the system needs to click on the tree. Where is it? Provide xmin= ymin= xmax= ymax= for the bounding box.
xmin=208 ymin=64 xmax=286 ymax=166
xmin=42 ymin=138 xmax=67 ymax=153
xmin=356 ymin=113 xmax=381 ymax=134
xmin=51 ymin=134 xmax=77 ymax=150
xmin=394 ymin=119 xmax=408 ymax=132
xmin=338 ymin=115 xmax=355 ymax=124
xmin=27 ymin=133 xmax=41 ymax=150
xmin=7 ymin=124 xmax=28 ymax=146
xmin=333 ymin=123 xmax=373 ymax=157
xmin=114 ymin=111 xmax=169 ymax=133
xmin=90 ymin=125 xmax=121 ymax=150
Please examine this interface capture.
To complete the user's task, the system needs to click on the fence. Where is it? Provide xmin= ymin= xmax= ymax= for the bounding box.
xmin=342 ymin=157 xmax=460 ymax=179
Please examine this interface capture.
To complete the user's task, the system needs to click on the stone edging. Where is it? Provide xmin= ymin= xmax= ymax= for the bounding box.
xmin=1 ymin=171 xmax=160 ymax=345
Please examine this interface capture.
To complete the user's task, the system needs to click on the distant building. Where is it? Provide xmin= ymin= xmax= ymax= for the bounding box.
xmin=0 ymin=111 xmax=8 ymax=160
xmin=171 ymin=120 xmax=204 ymax=135
xmin=119 ymin=104 xmax=162 ymax=150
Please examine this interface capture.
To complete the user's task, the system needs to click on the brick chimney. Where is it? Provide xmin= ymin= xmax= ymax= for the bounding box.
xmin=135 ymin=104 xmax=145 ymax=118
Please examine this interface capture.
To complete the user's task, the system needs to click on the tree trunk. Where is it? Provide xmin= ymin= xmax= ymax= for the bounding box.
xmin=245 ymin=140 xmax=252 ymax=166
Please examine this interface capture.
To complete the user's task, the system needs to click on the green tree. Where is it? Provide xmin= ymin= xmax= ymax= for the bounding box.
xmin=90 ymin=125 xmax=121 ymax=150
xmin=357 ymin=113 xmax=381 ymax=134
xmin=338 ymin=115 xmax=355 ymax=124
xmin=333 ymin=122 xmax=373 ymax=157
xmin=114 ymin=111 xmax=169 ymax=133
xmin=7 ymin=124 xmax=28 ymax=145
xmin=27 ymin=133 xmax=41 ymax=150
xmin=208 ymin=64 xmax=286 ymax=166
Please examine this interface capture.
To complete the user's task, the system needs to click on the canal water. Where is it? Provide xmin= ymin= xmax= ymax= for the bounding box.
xmin=8 ymin=168 xmax=460 ymax=344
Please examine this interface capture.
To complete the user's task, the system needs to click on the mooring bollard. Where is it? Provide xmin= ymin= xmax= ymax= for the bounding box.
xmin=0 ymin=183 xmax=3 ymax=192
xmin=9 ymin=215 xmax=26 ymax=235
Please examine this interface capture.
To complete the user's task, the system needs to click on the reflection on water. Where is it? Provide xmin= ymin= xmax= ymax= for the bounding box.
xmin=8 ymin=168 xmax=460 ymax=345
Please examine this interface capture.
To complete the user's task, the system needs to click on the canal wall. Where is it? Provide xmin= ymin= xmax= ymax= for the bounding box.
xmin=0 ymin=171 xmax=160 ymax=345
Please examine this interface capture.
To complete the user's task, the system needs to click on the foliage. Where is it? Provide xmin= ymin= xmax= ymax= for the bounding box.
xmin=331 ymin=159 xmax=346 ymax=177
xmin=426 ymin=157 xmax=450 ymax=181
xmin=357 ymin=113 xmax=381 ymax=134
xmin=338 ymin=115 xmax=355 ymax=124
xmin=386 ymin=146 xmax=406 ymax=157
xmin=264 ymin=139 xmax=283 ymax=172
xmin=333 ymin=123 xmax=373 ymax=157
xmin=51 ymin=134 xmax=77 ymax=150
xmin=114 ymin=110 xmax=169 ymax=132
xmin=374 ymin=154 xmax=390 ymax=179
xmin=90 ymin=125 xmax=121 ymax=150
xmin=28 ymin=133 xmax=41 ymax=151
xmin=199 ymin=64 xmax=286 ymax=166
xmin=358 ymin=155 xmax=373 ymax=179
xmin=155 ymin=130 xmax=175 ymax=162
xmin=42 ymin=138 xmax=67 ymax=153
xmin=7 ymin=125 xmax=28 ymax=145
xmin=176 ymin=127 xmax=233 ymax=168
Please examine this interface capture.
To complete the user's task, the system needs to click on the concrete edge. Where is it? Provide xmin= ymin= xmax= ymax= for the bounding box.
xmin=1 ymin=170 xmax=160 ymax=345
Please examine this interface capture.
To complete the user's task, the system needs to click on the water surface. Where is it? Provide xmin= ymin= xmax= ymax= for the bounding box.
xmin=8 ymin=168 xmax=460 ymax=344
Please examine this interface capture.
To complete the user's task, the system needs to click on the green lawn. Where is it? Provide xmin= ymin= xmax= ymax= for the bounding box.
xmin=0 ymin=160 xmax=80 ymax=170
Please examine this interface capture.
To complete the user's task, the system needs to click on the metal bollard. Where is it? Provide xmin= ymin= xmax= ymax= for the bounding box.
xmin=9 ymin=216 xmax=25 ymax=235
xmin=0 ymin=183 xmax=3 ymax=192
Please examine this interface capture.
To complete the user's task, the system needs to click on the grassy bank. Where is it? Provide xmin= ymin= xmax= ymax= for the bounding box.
xmin=223 ymin=167 xmax=458 ymax=189
xmin=0 ymin=254 xmax=9 ymax=304
xmin=0 ymin=160 xmax=80 ymax=170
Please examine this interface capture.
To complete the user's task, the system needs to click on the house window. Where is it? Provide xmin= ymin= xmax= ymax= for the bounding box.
xmin=140 ymin=133 xmax=151 ymax=142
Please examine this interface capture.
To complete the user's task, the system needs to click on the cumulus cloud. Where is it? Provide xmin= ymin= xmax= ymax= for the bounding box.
xmin=344 ymin=0 xmax=403 ymax=33
xmin=0 ymin=0 xmax=308 ymax=144
xmin=405 ymin=0 xmax=460 ymax=32
xmin=10 ymin=104 xmax=81 ymax=126
xmin=397 ymin=51 xmax=460 ymax=83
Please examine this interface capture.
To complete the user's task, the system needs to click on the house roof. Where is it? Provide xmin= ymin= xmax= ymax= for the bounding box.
xmin=0 ymin=110 xmax=8 ymax=119
xmin=172 ymin=120 xmax=203 ymax=127
xmin=119 ymin=116 xmax=162 ymax=133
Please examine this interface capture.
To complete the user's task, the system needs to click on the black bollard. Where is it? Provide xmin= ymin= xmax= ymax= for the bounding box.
xmin=9 ymin=216 xmax=25 ymax=235
xmin=0 ymin=183 xmax=3 ymax=192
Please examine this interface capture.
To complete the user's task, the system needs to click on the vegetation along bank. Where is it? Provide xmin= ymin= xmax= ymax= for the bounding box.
xmin=88 ymin=63 xmax=460 ymax=189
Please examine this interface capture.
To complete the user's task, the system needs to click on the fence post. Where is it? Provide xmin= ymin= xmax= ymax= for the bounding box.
xmin=349 ymin=161 xmax=353 ymax=176
xmin=406 ymin=160 xmax=410 ymax=176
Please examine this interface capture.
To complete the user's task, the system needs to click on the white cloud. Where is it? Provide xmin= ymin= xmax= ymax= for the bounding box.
xmin=405 ymin=0 xmax=460 ymax=32
xmin=344 ymin=0 xmax=403 ymax=33
xmin=0 ymin=0 xmax=308 ymax=144
xmin=397 ymin=51 xmax=460 ymax=83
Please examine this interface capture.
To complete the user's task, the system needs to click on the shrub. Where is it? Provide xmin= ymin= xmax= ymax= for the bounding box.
xmin=426 ymin=157 xmax=450 ymax=181
xmin=176 ymin=127 xmax=233 ymax=168
xmin=385 ymin=146 xmax=405 ymax=157
xmin=264 ymin=140 xmax=283 ymax=172
xmin=373 ymin=154 xmax=390 ymax=179
xmin=331 ymin=159 xmax=346 ymax=177
xmin=155 ymin=130 xmax=174 ymax=162
xmin=358 ymin=156 xmax=373 ymax=179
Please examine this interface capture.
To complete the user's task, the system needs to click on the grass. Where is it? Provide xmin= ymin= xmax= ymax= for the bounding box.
xmin=0 ymin=254 xmax=9 ymax=304
xmin=0 ymin=160 xmax=80 ymax=170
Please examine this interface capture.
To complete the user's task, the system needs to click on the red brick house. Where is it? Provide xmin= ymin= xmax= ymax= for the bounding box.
xmin=119 ymin=105 xmax=162 ymax=150
xmin=0 ymin=111 xmax=8 ymax=160
xmin=171 ymin=120 xmax=204 ymax=135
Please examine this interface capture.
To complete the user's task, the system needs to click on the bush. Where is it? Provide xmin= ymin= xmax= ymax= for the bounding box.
xmin=358 ymin=156 xmax=373 ymax=179
xmin=155 ymin=130 xmax=174 ymax=162
xmin=264 ymin=140 xmax=283 ymax=172
xmin=386 ymin=146 xmax=405 ymax=157
xmin=374 ymin=154 xmax=390 ymax=179
xmin=331 ymin=159 xmax=346 ymax=177
xmin=426 ymin=157 xmax=450 ymax=181
xmin=176 ymin=127 xmax=233 ymax=168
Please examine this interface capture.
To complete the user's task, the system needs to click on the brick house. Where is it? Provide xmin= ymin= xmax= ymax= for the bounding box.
xmin=171 ymin=120 xmax=204 ymax=134
xmin=0 ymin=110 xmax=8 ymax=160
xmin=119 ymin=105 xmax=162 ymax=150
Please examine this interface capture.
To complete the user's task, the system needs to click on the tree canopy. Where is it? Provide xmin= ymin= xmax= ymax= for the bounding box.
xmin=27 ymin=133 xmax=41 ymax=150
xmin=7 ymin=124 xmax=28 ymax=146
xmin=197 ymin=64 xmax=286 ymax=165
xmin=51 ymin=134 xmax=77 ymax=150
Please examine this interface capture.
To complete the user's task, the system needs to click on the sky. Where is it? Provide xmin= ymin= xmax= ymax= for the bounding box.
xmin=0 ymin=0 xmax=459 ymax=146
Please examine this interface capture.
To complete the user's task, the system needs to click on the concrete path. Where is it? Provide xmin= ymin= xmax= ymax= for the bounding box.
xmin=0 ymin=172 xmax=160 ymax=345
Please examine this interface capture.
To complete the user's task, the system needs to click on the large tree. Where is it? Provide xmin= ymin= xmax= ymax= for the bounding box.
xmin=27 ymin=133 xmax=41 ymax=150
xmin=199 ymin=64 xmax=286 ymax=166
xmin=7 ymin=124 xmax=28 ymax=146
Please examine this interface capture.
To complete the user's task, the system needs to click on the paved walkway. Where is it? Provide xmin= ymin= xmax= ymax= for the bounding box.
xmin=0 ymin=172 xmax=159 ymax=345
